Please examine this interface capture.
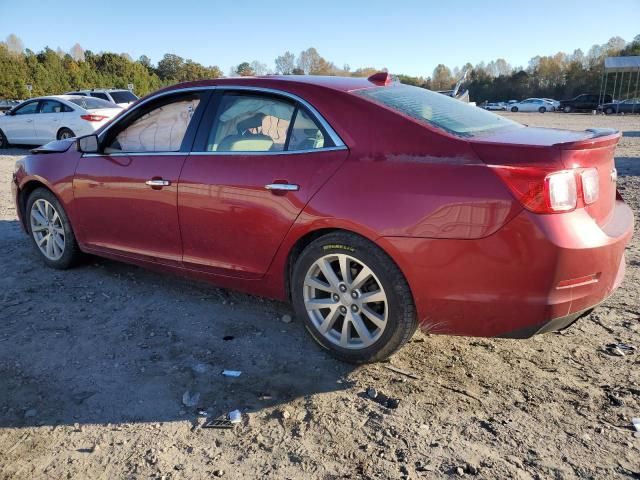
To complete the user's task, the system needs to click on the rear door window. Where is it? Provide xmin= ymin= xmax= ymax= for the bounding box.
xmin=357 ymin=84 xmax=520 ymax=137
xmin=90 ymin=92 xmax=110 ymax=101
xmin=39 ymin=100 xmax=64 ymax=113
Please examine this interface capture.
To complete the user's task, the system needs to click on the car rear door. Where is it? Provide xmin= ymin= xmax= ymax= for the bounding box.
xmin=73 ymin=90 xmax=210 ymax=265
xmin=2 ymin=100 xmax=39 ymax=143
xmin=178 ymin=89 xmax=348 ymax=278
xmin=34 ymin=99 xmax=65 ymax=143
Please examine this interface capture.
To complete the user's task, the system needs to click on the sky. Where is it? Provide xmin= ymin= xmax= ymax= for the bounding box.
xmin=0 ymin=0 xmax=638 ymax=77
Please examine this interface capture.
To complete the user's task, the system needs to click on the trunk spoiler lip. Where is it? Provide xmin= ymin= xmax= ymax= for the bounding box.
xmin=556 ymin=129 xmax=621 ymax=150
xmin=30 ymin=138 xmax=75 ymax=154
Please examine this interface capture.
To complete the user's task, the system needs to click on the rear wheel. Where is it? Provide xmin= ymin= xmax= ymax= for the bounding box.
xmin=538 ymin=106 xmax=546 ymax=113
xmin=511 ymin=106 xmax=518 ymax=112
xmin=605 ymin=107 xmax=614 ymax=115
xmin=26 ymin=188 xmax=81 ymax=269
xmin=57 ymin=128 xmax=75 ymax=140
xmin=0 ymin=129 xmax=9 ymax=149
xmin=291 ymin=232 xmax=417 ymax=363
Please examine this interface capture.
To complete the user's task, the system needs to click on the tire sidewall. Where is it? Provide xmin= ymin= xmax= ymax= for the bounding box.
xmin=57 ymin=128 xmax=75 ymax=140
xmin=539 ymin=107 xmax=546 ymax=113
xmin=511 ymin=107 xmax=518 ymax=112
xmin=26 ymin=188 xmax=77 ymax=269
xmin=291 ymin=234 xmax=413 ymax=363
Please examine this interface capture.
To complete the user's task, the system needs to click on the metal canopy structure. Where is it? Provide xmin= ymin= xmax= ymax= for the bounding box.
xmin=599 ymin=56 xmax=640 ymax=114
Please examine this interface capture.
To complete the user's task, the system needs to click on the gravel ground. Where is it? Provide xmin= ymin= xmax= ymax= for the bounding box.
xmin=0 ymin=112 xmax=638 ymax=480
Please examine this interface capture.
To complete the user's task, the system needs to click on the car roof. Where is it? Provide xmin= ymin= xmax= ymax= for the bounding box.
xmin=161 ymin=75 xmax=381 ymax=94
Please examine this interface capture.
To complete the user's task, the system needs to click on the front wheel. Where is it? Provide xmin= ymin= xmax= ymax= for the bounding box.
xmin=291 ymin=232 xmax=417 ymax=363
xmin=26 ymin=188 xmax=81 ymax=269
xmin=511 ymin=106 xmax=518 ymax=112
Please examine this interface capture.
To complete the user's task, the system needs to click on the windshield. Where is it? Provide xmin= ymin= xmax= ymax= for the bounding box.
xmin=109 ymin=91 xmax=138 ymax=104
xmin=356 ymin=84 xmax=521 ymax=137
xmin=68 ymin=97 xmax=120 ymax=110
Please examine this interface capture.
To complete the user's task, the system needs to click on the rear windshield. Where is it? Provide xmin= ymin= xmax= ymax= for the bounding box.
xmin=109 ymin=91 xmax=138 ymax=104
xmin=68 ymin=97 xmax=119 ymax=110
xmin=356 ymin=84 xmax=521 ymax=137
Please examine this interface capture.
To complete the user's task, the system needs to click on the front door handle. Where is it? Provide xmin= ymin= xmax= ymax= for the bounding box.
xmin=264 ymin=183 xmax=299 ymax=192
xmin=145 ymin=179 xmax=171 ymax=187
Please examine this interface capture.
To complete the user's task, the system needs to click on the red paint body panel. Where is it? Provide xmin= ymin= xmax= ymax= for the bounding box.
xmin=73 ymin=154 xmax=186 ymax=264
xmin=12 ymin=76 xmax=634 ymax=340
xmin=178 ymin=149 xmax=348 ymax=278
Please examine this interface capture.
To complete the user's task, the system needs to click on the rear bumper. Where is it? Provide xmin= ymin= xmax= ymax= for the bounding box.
xmin=379 ymin=200 xmax=633 ymax=338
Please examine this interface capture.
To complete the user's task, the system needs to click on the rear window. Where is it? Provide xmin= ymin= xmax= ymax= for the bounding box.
xmin=68 ymin=97 xmax=119 ymax=110
xmin=109 ymin=91 xmax=138 ymax=104
xmin=356 ymin=84 xmax=521 ymax=137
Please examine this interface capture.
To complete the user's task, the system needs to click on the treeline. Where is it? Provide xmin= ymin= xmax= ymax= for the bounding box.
xmin=0 ymin=33 xmax=639 ymax=102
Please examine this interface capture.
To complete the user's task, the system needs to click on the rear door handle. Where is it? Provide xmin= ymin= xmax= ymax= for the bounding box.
xmin=264 ymin=183 xmax=299 ymax=192
xmin=145 ymin=179 xmax=171 ymax=187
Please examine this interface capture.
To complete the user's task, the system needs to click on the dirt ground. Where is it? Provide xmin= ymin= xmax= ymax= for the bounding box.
xmin=0 ymin=112 xmax=638 ymax=480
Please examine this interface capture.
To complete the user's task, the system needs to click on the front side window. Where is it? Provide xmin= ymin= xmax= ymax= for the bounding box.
xmin=357 ymin=85 xmax=521 ymax=137
xmin=105 ymin=93 xmax=201 ymax=153
xmin=39 ymin=100 xmax=63 ymax=113
xmin=14 ymin=102 xmax=39 ymax=115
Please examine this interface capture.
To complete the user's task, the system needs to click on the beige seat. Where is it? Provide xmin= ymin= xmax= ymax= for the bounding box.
xmin=217 ymin=134 xmax=274 ymax=152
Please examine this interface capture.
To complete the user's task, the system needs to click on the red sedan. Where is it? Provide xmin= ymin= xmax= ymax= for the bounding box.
xmin=10 ymin=73 xmax=633 ymax=363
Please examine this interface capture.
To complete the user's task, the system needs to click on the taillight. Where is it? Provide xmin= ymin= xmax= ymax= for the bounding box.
xmin=491 ymin=166 xmax=588 ymax=214
xmin=545 ymin=170 xmax=577 ymax=211
xmin=80 ymin=114 xmax=108 ymax=122
xmin=580 ymin=168 xmax=599 ymax=205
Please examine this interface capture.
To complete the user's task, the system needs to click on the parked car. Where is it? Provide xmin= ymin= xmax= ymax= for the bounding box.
xmin=559 ymin=93 xmax=613 ymax=113
xmin=601 ymin=98 xmax=640 ymax=115
xmin=483 ymin=102 xmax=507 ymax=111
xmin=0 ymin=99 xmax=21 ymax=113
xmin=509 ymin=98 xmax=554 ymax=113
xmin=11 ymin=74 xmax=633 ymax=363
xmin=542 ymin=98 xmax=560 ymax=110
xmin=0 ymin=95 xmax=122 ymax=147
xmin=64 ymin=89 xmax=139 ymax=108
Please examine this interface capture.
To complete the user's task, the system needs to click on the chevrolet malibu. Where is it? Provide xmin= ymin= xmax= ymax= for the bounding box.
xmin=11 ymin=73 xmax=633 ymax=363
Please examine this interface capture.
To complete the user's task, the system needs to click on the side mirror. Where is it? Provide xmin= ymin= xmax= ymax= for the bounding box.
xmin=77 ymin=134 xmax=99 ymax=153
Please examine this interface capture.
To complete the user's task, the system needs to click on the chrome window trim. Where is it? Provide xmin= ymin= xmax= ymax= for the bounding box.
xmin=82 ymin=151 xmax=186 ymax=158
xmin=96 ymin=84 xmax=346 ymax=152
xmin=188 ymin=145 xmax=348 ymax=156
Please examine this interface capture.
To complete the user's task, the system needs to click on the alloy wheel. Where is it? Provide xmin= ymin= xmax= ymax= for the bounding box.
xmin=303 ymin=253 xmax=388 ymax=349
xmin=30 ymin=199 xmax=65 ymax=261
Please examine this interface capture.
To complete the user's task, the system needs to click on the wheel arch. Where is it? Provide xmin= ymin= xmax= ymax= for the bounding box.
xmin=56 ymin=126 xmax=74 ymax=140
xmin=18 ymin=179 xmax=60 ymax=231
xmin=282 ymin=226 xmax=414 ymax=307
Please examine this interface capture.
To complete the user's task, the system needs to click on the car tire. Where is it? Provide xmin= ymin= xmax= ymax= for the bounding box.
xmin=0 ymin=128 xmax=9 ymax=149
xmin=563 ymin=106 xmax=572 ymax=113
xmin=291 ymin=232 xmax=418 ymax=364
xmin=538 ymin=106 xmax=546 ymax=113
xmin=511 ymin=106 xmax=518 ymax=112
xmin=57 ymin=128 xmax=76 ymax=140
xmin=26 ymin=188 xmax=82 ymax=269
xmin=605 ymin=107 xmax=614 ymax=115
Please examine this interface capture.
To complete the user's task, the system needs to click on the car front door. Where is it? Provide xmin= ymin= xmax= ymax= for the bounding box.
xmin=178 ymin=89 xmax=348 ymax=278
xmin=2 ymin=100 xmax=39 ymax=143
xmin=72 ymin=90 xmax=210 ymax=265
xmin=34 ymin=99 xmax=65 ymax=143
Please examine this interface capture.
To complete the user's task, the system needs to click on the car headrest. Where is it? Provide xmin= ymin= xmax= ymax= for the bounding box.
xmin=237 ymin=113 xmax=266 ymax=133
xmin=217 ymin=134 xmax=274 ymax=152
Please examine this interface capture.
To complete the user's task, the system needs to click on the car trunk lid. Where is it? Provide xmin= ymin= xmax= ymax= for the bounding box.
xmin=470 ymin=126 xmax=621 ymax=225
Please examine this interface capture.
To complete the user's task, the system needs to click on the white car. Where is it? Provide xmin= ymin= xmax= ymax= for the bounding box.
xmin=483 ymin=102 xmax=507 ymax=111
xmin=65 ymin=89 xmax=139 ymax=108
xmin=0 ymin=95 xmax=122 ymax=147
xmin=508 ymin=98 xmax=554 ymax=113
xmin=542 ymin=98 xmax=560 ymax=110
